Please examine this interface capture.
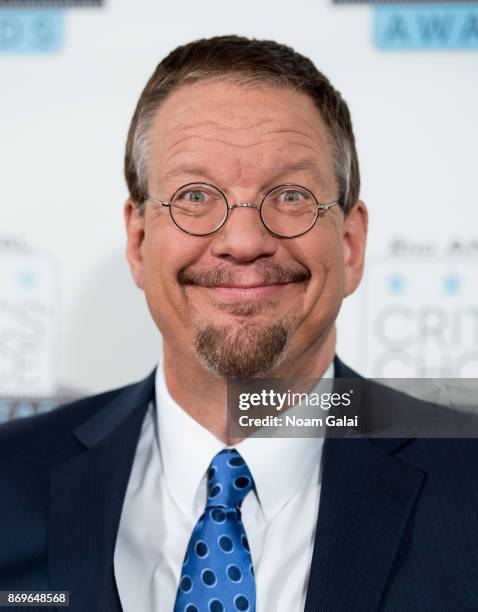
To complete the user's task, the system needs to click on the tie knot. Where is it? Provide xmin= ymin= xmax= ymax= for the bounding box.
xmin=206 ymin=449 xmax=254 ymax=510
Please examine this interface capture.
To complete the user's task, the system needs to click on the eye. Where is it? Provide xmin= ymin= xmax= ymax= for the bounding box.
xmin=279 ymin=190 xmax=304 ymax=202
xmin=185 ymin=190 xmax=206 ymax=203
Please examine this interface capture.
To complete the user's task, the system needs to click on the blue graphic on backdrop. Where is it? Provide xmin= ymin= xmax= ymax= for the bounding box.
xmin=388 ymin=274 xmax=405 ymax=294
xmin=18 ymin=269 xmax=36 ymax=290
xmin=375 ymin=4 xmax=478 ymax=50
xmin=0 ymin=397 xmax=75 ymax=423
xmin=0 ymin=9 xmax=63 ymax=53
xmin=0 ymin=1 xmax=101 ymax=5
xmin=443 ymin=275 xmax=460 ymax=294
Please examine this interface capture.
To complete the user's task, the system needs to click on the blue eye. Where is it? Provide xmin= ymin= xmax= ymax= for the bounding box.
xmin=278 ymin=190 xmax=308 ymax=204
xmin=187 ymin=191 xmax=206 ymax=202
xmin=282 ymin=191 xmax=301 ymax=202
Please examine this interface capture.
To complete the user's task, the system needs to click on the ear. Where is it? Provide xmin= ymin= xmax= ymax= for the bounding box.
xmin=342 ymin=200 xmax=368 ymax=297
xmin=124 ymin=198 xmax=146 ymax=290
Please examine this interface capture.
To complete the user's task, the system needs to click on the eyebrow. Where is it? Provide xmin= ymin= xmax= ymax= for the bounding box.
xmin=161 ymin=159 xmax=325 ymax=190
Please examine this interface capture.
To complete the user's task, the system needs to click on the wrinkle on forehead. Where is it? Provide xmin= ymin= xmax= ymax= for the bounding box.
xmin=163 ymin=133 xmax=324 ymax=162
xmin=172 ymin=117 xmax=272 ymax=132
xmin=161 ymin=156 xmax=329 ymax=193
xmin=158 ymin=113 xmax=326 ymax=151
xmin=149 ymin=82 xmax=336 ymax=192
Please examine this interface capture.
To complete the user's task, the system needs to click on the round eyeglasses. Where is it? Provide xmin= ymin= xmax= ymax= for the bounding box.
xmin=143 ymin=182 xmax=338 ymax=238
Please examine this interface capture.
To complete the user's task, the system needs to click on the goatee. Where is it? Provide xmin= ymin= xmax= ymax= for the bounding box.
xmin=194 ymin=318 xmax=293 ymax=379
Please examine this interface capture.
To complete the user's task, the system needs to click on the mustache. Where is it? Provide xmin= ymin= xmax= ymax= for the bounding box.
xmin=178 ymin=261 xmax=311 ymax=286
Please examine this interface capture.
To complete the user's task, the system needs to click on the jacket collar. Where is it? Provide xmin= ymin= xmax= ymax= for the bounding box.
xmin=73 ymin=368 xmax=156 ymax=448
xmin=303 ymin=357 xmax=424 ymax=611
xmin=48 ymin=369 xmax=156 ymax=612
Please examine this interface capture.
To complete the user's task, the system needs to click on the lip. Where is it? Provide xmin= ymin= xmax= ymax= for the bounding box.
xmin=201 ymin=282 xmax=297 ymax=301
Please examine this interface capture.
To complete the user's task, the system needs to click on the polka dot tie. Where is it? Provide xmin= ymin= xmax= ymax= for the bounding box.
xmin=174 ymin=449 xmax=256 ymax=612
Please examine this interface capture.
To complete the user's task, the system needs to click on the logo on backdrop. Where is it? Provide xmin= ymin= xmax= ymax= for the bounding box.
xmin=0 ymin=1 xmax=103 ymax=6
xmin=0 ymin=9 xmax=63 ymax=52
xmin=0 ymin=236 xmax=60 ymax=398
xmin=332 ymin=0 xmax=478 ymax=50
xmin=0 ymin=237 xmax=81 ymax=422
xmin=363 ymin=238 xmax=478 ymax=377
xmin=0 ymin=1 xmax=104 ymax=53
xmin=374 ymin=4 xmax=478 ymax=50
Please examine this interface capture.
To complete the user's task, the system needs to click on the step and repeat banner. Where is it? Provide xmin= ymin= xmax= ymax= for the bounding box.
xmin=1 ymin=0 xmax=477 ymax=420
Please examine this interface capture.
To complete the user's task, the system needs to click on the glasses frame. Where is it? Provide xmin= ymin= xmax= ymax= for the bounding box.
xmin=143 ymin=182 xmax=338 ymax=238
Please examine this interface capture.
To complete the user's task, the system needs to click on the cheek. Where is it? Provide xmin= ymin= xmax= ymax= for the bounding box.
xmin=293 ymin=229 xmax=345 ymax=318
xmin=142 ymin=233 xmax=169 ymax=292
xmin=141 ymin=227 xmax=205 ymax=314
xmin=301 ymin=228 xmax=344 ymax=282
xmin=323 ymin=238 xmax=346 ymax=294
xmin=140 ymin=229 xmax=181 ymax=313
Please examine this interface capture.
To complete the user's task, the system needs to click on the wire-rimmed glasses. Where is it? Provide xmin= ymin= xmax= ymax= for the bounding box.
xmin=143 ymin=182 xmax=338 ymax=238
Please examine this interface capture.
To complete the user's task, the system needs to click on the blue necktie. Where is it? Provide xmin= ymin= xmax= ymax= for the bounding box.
xmin=174 ymin=449 xmax=256 ymax=612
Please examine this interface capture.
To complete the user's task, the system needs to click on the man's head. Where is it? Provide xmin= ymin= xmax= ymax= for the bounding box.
xmin=124 ymin=36 xmax=367 ymax=379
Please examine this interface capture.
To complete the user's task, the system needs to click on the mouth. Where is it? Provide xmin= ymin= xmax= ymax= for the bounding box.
xmin=178 ymin=264 xmax=311 ymax=304
xmin=200 ymin=281 xmax=302 ymax=302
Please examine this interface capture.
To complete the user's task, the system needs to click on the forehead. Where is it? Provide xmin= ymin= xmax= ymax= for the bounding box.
xmin=148 ymin=80 xmax=336 ymax=188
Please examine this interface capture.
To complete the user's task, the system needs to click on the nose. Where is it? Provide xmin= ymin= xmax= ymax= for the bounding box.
xmin=210 ymin=200 xmax=278 ymax=263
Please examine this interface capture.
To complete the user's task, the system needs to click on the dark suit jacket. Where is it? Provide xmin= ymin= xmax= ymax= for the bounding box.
xmin=1 ymin=357 xmax=478 ymax=612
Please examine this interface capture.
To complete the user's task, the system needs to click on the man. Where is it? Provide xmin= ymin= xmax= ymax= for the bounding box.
xmin=1 ymin=35 xmax=478 ymax=612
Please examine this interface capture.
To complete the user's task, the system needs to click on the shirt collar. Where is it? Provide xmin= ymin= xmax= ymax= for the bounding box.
xmin=155 ymin=357 xmax=334 ymax=522
xmin=155 ymin=361 xmax=223 ymax=519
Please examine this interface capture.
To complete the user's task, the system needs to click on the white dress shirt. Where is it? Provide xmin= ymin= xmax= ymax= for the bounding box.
xmin=114 ymin=358 xmax=333 ymax=612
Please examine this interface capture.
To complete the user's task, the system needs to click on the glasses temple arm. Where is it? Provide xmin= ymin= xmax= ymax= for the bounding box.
xmin=318 ymin=202 xmax=338 ymax=211
xmin=143 ymin=196 xmax=172 ymax=208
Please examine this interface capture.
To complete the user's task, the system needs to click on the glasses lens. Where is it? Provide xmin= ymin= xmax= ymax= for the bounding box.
xmin=261 ymin=185 xmax=318 ymax=237
xmin=171 ymin=183 xmax=227 ymax=235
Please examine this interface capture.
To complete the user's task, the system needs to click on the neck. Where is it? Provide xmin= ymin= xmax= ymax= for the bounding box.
xmin=162 ymin=326 xmax=336 ymax=443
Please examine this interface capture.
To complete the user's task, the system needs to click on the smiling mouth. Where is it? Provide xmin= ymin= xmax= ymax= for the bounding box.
xmin=200 ymin=281 xmax=302 ymax=302
xmin=178 ymin=262 xmax=311 ymax=302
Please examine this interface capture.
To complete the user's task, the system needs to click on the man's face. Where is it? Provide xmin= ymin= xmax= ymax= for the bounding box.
xmin=125 ymin=80 xmax=367 ymax=378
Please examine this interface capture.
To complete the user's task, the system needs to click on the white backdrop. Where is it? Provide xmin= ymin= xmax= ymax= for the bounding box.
xmin=1 ymin=0 xmax=477 ymax=401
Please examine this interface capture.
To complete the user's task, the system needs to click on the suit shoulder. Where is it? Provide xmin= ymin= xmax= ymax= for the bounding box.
xmin=407 ymin=436 xmax=478 ymax=465
xmin=365 ymin=377 xmax=478 ymax=438
xmin=0 ymin=381 xmax=139 ymax=456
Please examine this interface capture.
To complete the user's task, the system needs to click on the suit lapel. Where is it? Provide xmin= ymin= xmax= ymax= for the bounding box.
xmin=304 ymin=357 xmax=425 ymax=611
xmin=48 ymin=371 xmax=155 ymax=612
xmin=304 ymin=437 xmax=424 ymax=611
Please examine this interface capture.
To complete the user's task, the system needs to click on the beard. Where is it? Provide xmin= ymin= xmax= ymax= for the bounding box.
xmin=194 ymin=314 xmax=294 ymax=379
xmin=180 ymin=259 xmax=309 ymax=378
